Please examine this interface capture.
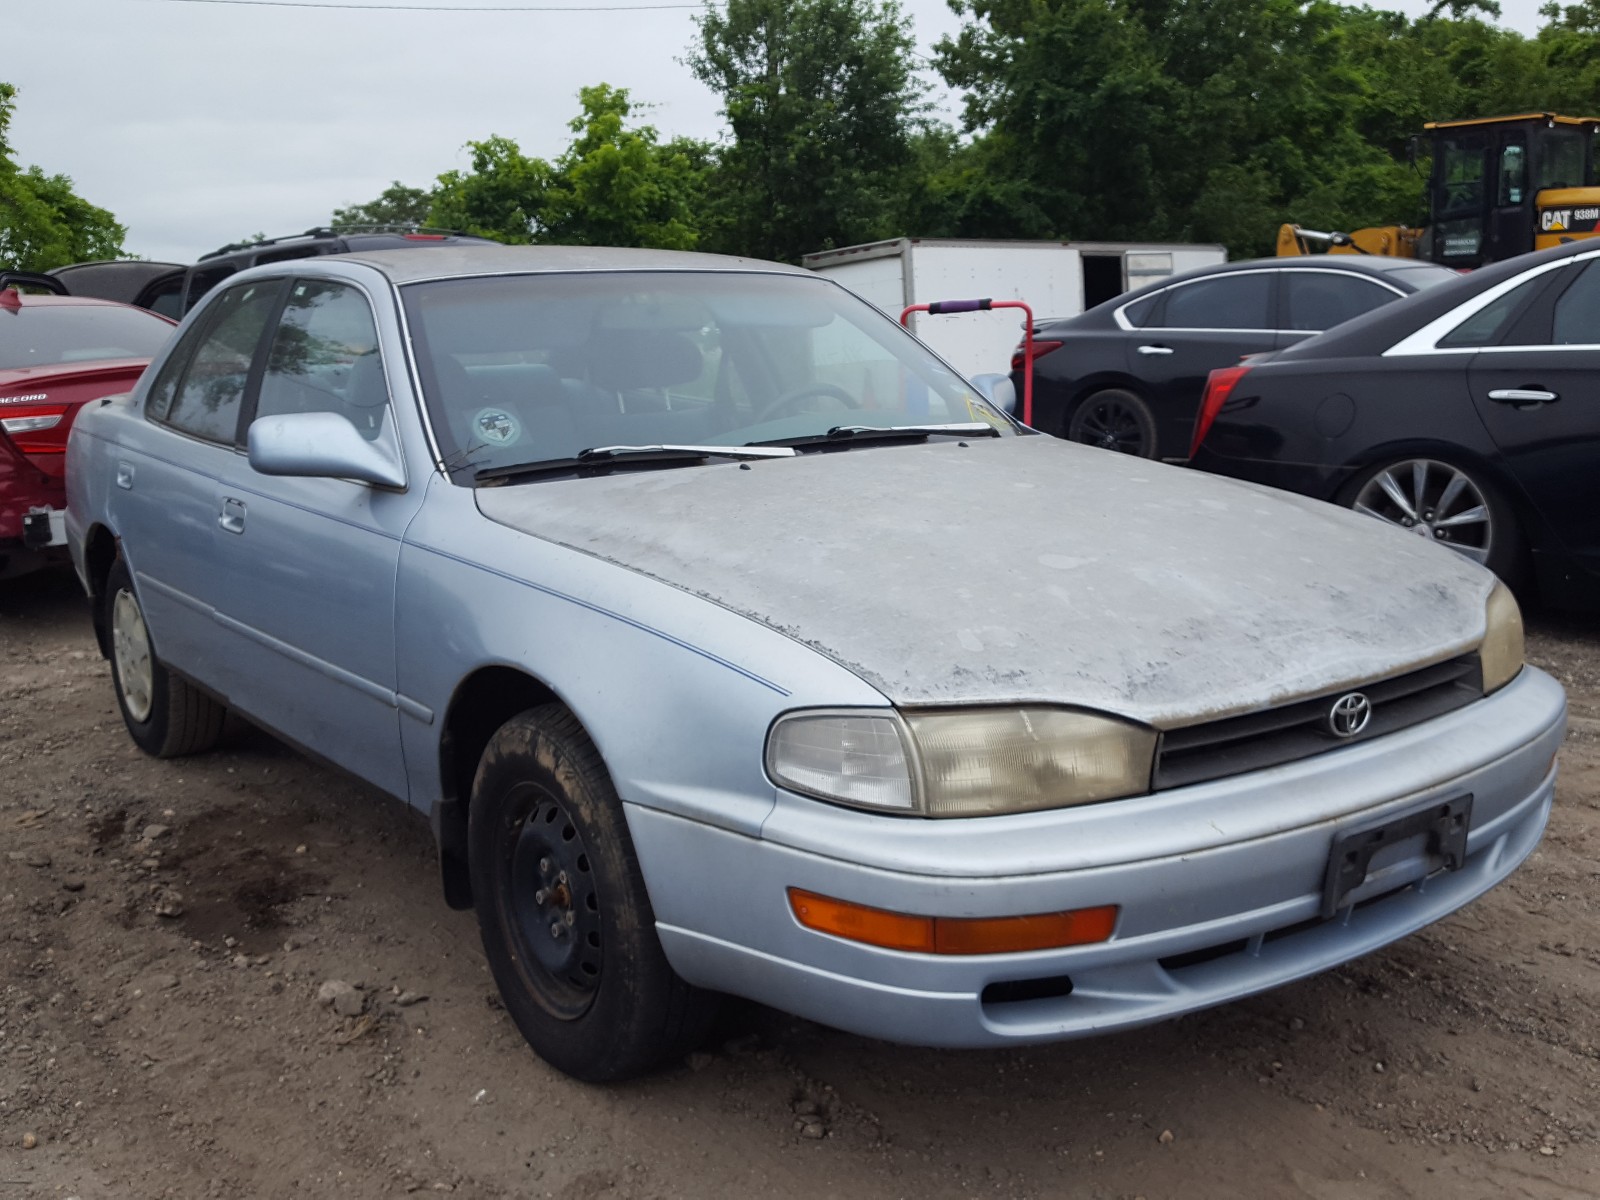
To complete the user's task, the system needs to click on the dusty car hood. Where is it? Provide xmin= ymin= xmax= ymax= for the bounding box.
xmin=475 ymin=436 xmax=1493 ymax=728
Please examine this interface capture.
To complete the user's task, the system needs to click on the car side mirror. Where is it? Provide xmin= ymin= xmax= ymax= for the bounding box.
xmin=248 ymin=412 xmax=405 ymax=489
xmin=969 ymin=373 xmax=1017 ymax=416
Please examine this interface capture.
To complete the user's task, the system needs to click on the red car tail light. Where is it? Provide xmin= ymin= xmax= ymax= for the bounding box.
xmin=0 ymin=403 xmax=73 ymax=475
xmin=1190 ymin=364 xmax=1252 ymax=457
xmin=1010 ymin=339 xmax=1062 ymax=372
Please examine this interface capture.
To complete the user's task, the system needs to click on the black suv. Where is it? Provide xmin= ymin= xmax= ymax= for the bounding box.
xmin=38 ymin=227 xmax=496 ymax=319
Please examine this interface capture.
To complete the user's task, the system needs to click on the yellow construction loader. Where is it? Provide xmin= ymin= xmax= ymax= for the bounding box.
xmin=1278 ymin=112 xmax=1600 ymax=268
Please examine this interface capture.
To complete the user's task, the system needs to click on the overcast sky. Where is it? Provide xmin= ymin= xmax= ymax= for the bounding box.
xmin=7 ymin=0 xmax=1559 ymax=264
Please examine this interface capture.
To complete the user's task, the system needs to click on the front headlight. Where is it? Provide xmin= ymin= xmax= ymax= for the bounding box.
xmin=1481 ymin=580 xmax=1524 ymax=693
xmin=766 ymin=707 xmax=1157 ymax=818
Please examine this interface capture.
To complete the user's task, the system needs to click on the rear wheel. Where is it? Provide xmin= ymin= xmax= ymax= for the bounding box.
xmin=1345 ymin=457 xmax=1525 ymax=585
xmin=105 ymin=558 xmax=226 ymax=758
xmin=1066 ymin=388 xmax=1158 ymax=458
xmin=468 ymin=704 xmax=716 ymax=1081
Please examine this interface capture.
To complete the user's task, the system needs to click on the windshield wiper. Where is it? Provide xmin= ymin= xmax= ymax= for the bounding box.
xmin=757 ymin=421 xmax=1002 ymax=448
xmin=474 ymin=443 xmax=795 ymax=484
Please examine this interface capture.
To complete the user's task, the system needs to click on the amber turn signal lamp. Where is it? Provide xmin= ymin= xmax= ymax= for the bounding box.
xmin=787 ymin=889 xmax=1118 ymax=955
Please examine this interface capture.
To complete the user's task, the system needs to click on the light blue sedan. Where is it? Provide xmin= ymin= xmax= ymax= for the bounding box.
xmin=65 ymin=246 xmax=1565 ymax=1081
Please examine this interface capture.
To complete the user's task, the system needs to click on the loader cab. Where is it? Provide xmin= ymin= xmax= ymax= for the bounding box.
xmin=1426 ymin=114 xmax=1600 ymax=269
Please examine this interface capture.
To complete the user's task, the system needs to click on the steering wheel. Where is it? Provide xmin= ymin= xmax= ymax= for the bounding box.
xmin=754 ymin=381 xmax=861 ymax=424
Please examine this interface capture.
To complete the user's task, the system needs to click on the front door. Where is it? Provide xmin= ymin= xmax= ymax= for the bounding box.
xmin=207 ymin=278 xmax=422 ymax=799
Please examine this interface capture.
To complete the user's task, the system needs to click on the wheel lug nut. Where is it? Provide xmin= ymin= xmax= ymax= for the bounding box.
xmin=534 ymin=888 xmax=548 ymax=904
xmin=564 ymin=910 xmax=576 ymax=927
xmin=550 ymin=921 xmax=566 ymax=939
xmin=539 ymin=857 xmax=551 ymax=875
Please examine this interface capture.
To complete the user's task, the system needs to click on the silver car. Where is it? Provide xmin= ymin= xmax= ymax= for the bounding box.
xmin=65 ymin=246 xmax=1565 ymax=1081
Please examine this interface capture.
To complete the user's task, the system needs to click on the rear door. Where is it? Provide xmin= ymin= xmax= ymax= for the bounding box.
xmin=1123 ymin=271 xmax=1277 ymax=447
xmin=1466 ymin=256 xmax=1600 ymax=571
xmin=111 ymin=279 xmax=285 ymax=683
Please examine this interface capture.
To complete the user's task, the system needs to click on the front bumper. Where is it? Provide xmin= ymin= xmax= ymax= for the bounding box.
xmin=628 ymin=666 xmax=1565 ymax=1047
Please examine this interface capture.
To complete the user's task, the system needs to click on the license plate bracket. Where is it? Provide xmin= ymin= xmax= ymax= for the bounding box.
xmin=1320 ymin=794 xmax=1473 ymax=920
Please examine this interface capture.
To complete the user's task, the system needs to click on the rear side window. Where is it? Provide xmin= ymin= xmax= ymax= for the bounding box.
xmin=1161 ymin=275 xmax=1272 ymax=330
xmin=149 ymin=280 xmax=282 ymax=443
xmin=1284 ymin=273 xmax=1398 ymax=331
xmin=1552 ymin=260 xmax=1600 ymax=345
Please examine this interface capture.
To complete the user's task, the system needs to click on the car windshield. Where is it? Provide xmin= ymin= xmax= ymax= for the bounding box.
xmin=0 ymin=302 xmax=173 ymax=370
xmin=401 ymin=270 xmax=1010 ymax=479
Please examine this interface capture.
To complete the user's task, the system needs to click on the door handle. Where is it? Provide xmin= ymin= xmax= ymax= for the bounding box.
xmin=115 ymin=462 xmax=135 ymax=490
xmin=1487 ymin=387 xmax=1558 ymax=407
xmin=1136 ymin=345 xmax=1175 ymax=356
xmin=218 ymin=497 xmax=246 ymax=535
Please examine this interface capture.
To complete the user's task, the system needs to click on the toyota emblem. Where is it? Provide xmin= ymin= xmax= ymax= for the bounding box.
xmin=1327 ymin=692 xmax=1373 ymax=738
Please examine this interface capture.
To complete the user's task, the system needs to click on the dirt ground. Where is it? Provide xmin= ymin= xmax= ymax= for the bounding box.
xmin=0 ymin=570 xmax=1595 ymax=1200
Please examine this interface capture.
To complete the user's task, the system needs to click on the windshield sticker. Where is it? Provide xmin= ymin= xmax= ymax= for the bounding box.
xmin=473 ymin=407 xmax=522 ymax=446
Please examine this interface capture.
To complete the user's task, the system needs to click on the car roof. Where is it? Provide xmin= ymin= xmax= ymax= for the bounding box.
xmin=1036 ymin=254 xmax=1452 ymax=330
xmin=334 ymin=244 xmax=814 ymax=284
xmin=0 ymin=290 xmax=149 ymax=312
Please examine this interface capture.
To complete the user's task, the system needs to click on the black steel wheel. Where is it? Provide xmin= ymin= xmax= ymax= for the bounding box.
xmin=1066 ymin=388 xmax=1158 ymax=458
xmin=468 ymin=703 xmax=717 ymax=1081
xmin=104 ymin=557 xmax=225 ymax=758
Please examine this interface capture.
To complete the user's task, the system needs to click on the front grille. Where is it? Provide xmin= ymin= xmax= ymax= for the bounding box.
xmin=1154 ymin=654 xmax=1482 ymax=791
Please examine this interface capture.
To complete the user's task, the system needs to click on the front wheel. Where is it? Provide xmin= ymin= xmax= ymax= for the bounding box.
xmin=105 ymin=558 xmax=226 ymax=758
xmin=468 ymin=704 xmax=716 ymax=1081
xmin=1066 ymin=388 xmax=1158 ymax=458
xmin=1345 ymin=457 xmax=1526 ymax=586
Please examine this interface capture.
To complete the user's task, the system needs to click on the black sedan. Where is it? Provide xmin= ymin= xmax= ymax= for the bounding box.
xmin=1014 ymin=256 xmax=1457 ymax=460
xmin=1190 ymin=238 xmax=1600 ymax=608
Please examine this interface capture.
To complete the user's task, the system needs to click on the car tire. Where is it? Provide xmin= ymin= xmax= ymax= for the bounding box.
xmin=1066 ymin=388 xmax=1158 ymax=458
xmin=105 ymin=558 xmax=226 ymax=758
xmin=468 ymin=703 xmax=717 ymax=1082
xmin=1343 ymin=457 xmax=1527 ymax=587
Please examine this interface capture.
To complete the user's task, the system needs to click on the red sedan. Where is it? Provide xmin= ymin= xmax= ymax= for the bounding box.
xmin=1 ymin=286 xmax=175 ymax=578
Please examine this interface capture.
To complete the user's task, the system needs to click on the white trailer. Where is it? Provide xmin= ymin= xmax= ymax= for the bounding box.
xmin=802 ymin=238 xmax=1227 ymax=380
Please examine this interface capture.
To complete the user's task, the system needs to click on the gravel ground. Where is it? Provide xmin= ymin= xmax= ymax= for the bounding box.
xmin=0 ymin=569 xmax=1596 ymax=1199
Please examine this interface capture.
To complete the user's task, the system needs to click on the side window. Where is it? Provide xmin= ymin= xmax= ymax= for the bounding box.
xmin=1284 ymin=274 xmax=1398 ymax=332
xmin=152 ymin=280 xmax=281 ymax=443
xmin=1552 ymin=260 xmax=1600 ymax=345
xmin=1438 ymin=274 xmax=1551 ymax=349
xmin=1121 ymin=290 xmax=1163 ymax=328
xmin=1161 ymin=275 xmax=1271 ymax=330
xmin=182 ymin=262 xmax=239 ymax=314
xmin=1498 ymin=142 xmax=1527 ymax=205
xmin=256 ymin=280 xmax=388 ymax=438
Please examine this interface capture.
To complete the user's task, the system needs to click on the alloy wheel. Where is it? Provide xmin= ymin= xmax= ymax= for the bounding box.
xmin=1352 ymin=459 xmax=1493 ymax=565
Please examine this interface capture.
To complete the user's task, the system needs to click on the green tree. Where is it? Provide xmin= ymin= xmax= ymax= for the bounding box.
xmin=687 ymin=0 xmax=928 ymax=261
xmin=0 ymin=83 xmax=126 ymax=270
xmin=427 ymin=86 xmax=711 ymax=249
xmin=332 ymin=181 xmax=435 ymax=230
xmin=429 ymin=135 xmax=553 ymax=243
xmin=541 ymin=85 xmax=710 ymax=250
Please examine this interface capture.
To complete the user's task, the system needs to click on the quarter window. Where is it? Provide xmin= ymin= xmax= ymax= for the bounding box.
xmin=149 ymin=280 xmax=281 ymax=443
xmin=1552 ymin=260 xmax=1600 ymax=345
xmin=1284 ymin=274 xmax=1396 ymax=331
xmin=1161 ymin=275 xmax=1271 ymax=330
xmin=1121 ymin=291 xmax=1162 ymax=328
xmin=256 ymin=281 xmax=388 ymax=438
xmin=1437 ymin=274 xmax=1550 ymax=349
